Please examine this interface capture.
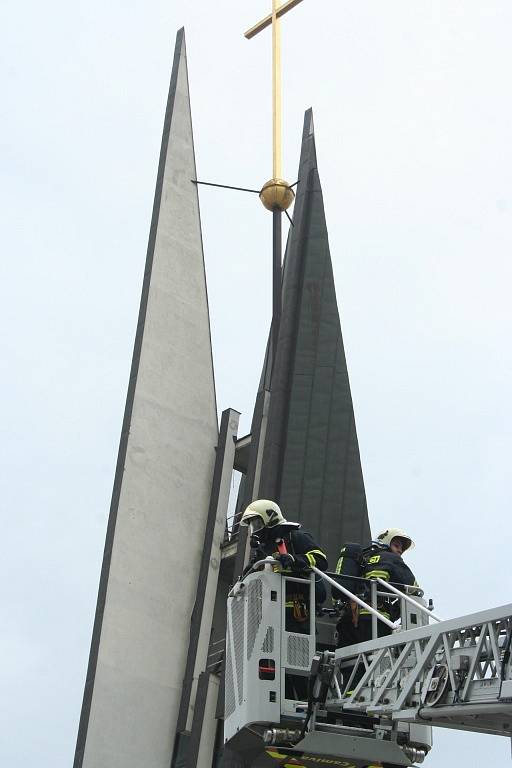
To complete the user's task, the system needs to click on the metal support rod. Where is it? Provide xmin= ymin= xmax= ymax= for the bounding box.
xmin=375 ymin=577 xmax=443 ymax=623
xmin=272 ymin=209 xmax=282 ymax=368
xmin=311 ymin=567 xmax=395 ymax=629
xmin=191 ymin=180 xmax=260 ymax=194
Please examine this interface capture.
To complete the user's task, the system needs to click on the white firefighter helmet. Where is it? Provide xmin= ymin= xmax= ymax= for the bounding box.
xmin=376 ymin=527 xmax=415 ymax=552
xmin=240 ymin=499 xmax=285 ymax=532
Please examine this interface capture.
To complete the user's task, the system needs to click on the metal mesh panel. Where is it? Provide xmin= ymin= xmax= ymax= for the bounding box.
xmin=232 ymin=597 xmax=245 ymax=704
xmin=225 ymin=630 xmax=236 ymax=718
xmin=287 ymin=635 xmax=311 ymax=668
xmin=247 ymin=579 xmax=263 ymax=660
xmin=261 ymin=626 xmax=274 ymax=654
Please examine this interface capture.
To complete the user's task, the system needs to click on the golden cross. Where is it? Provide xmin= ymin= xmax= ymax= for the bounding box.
xmin=245 ymin=0 xmax=305 ymax=182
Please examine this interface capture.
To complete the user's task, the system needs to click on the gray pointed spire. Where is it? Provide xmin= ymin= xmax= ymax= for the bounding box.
xmin=258 ymin=108 xmax=371 ymax=563
xmin=74 ymin=29 xmax=218 ymax=768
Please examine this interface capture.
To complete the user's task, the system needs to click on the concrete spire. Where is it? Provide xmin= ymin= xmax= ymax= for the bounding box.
xmin=74 ymin=29 xmax=218 ymax=768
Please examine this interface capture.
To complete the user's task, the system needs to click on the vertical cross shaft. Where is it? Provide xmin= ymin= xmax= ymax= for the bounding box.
xmin=245 ymin=0 xmax=304 ymax=371
xmin=245 ymin=0 xmax=305 ymax=182
xmin=272 ymin=0 xmax=281 ymax=179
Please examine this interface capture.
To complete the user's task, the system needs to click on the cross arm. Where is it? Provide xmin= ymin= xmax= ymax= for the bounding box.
xmin=244 ymin=0 xmax=305 ymax=39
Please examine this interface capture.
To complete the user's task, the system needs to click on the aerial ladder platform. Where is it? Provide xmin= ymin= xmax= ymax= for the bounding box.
xmin=224 ymin=560 xmax=512 ymax=767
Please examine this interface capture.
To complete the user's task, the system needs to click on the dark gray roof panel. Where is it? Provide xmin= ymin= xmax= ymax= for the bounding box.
xmin=259 ymin=109 xmax=371 ymax=565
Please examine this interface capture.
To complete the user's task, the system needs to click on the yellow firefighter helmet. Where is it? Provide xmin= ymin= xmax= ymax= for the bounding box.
xmin=376 ymin=527 xmax=415 ymax=552
xmin=240 ymin=500 xmax=285 ymax=532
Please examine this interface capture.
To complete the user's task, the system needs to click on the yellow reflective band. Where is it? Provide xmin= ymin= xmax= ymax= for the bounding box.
xmin=265 ymin=750 xmax=357 ymax=768
xmin=364 ymin=570 xmax=389 ymax=580
xmin=308 ymin=548 xmax=326 ymax=559
xmin=297 ymin=756 xmax=357 ymax=767
xmin=360 ymin=609 xmax=390 ymax=618
xmin=306 ymin=552 xmax=316 ymax=567
xmin=335 ymin=556 xmax=344 ymax=575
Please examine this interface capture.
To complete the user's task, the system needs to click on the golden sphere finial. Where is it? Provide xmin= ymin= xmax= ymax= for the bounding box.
xmin=259 ymin=178 xmax=295 ymax=212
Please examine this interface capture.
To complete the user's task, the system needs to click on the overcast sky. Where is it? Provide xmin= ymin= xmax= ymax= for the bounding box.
xmin=1 ymin=1 xmax=512 ymax=766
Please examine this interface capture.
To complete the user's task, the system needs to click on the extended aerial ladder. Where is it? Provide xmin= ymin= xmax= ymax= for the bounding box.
xmin=224 ymin=559 xmax=512 ymax=767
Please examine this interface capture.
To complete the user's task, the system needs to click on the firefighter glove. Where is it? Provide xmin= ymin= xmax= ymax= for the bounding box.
xmin=277 ymin=553 xmax=295 ymax=569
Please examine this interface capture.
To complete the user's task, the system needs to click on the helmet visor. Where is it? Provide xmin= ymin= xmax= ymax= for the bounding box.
xmin=390 ymin=537 xmax=409 ymax=554
xmin=248 ymin=516 xmax=265 ymax=535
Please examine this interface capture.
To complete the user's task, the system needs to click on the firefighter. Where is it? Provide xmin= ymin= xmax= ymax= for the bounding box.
xmin=241 ymin=500 xmax=328 ymax=701
xmin=357 ymin=527 xmax=418 ymax=642
xmin=240 ymin=499 xmax=328 ymax=626
xmin=334 ymin=528 xmax=418 ymax=648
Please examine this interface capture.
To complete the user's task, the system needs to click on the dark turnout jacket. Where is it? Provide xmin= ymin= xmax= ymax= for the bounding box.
xmin=333 ymin=543 xmax=417 ymax=616
xmin=360 ymin=547 xmax=417 ymax=619
xmin=249 ymin=523 xmax=328 ymax=602
xmin=362 ymin=548 xmax=417 ymax=588
xmin=250 ymin=523 xmax=327 ymax=570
